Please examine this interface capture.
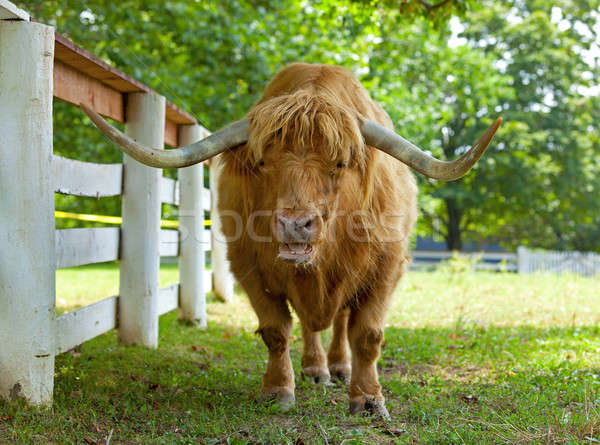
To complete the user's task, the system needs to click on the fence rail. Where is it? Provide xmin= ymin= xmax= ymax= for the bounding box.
xmin=55 ymin=227 xmax=120 ymax=268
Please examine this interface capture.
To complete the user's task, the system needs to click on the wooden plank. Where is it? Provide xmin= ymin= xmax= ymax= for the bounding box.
xmin=54 ymin=60 xmax=124 ymax=122
xmin=203 ymin=187 xmax=211 ymax=211
xmin=54 ymin=296 xmax=117 ymax=355
xmin=160 ymin=176 xmax=180 ymax=205
xmin=0 ymin=21 xmax=54 ymax=406
xmin=54 ymin=57 xmax=183 ymax=145
xmin=204 ymin=270 xmax=213 ymax=292
xmin=119 ymin=92 xmax=163 ymax=348
xmin=53 ymin=154 xmax=122 ymax=197
xmin=0 ymin=0 xmax=29 ymax=20
xmin=159 ymin=229 xmax=210 ymax=257
xmin=178 ymin=125 xmax=206 ymax=325
xmin=165 ymin=119 xmax=178 ymax=147
xmin=160 ymin=229 xmax=179 ymax=257
xmin=54 ymin=32 xmax=196 ymax=125
xmin=158 ymin=284 xmax=179 ymax=315
xmin=55 ymin=228 xmax=120 ymax=269
xmin=166 ymin=102 xmax=196 ymax=125
xmin=54 ymin=33 xmax=149 ymax=94
xmin=204 ymin=230 xmax=212 ymax=250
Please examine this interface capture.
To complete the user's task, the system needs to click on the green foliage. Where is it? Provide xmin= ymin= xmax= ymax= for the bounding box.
xmin=456 ymin=0 xmax=600 ymax=252
xmin=18 ymin=0 xmax=600 ymax=250
xmin=348 ymin=0 xmax=474 ymax=27
xmin=366 ymin=0 xmax=600 ymax=251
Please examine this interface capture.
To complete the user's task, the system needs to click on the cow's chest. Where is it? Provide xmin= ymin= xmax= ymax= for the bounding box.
xmin=266 ymin=266 xmax=346 ymax=332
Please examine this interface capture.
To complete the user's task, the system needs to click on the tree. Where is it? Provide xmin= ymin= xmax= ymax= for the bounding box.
xmin=21 ymin=0 xmax=381 ymax=225
xmin=365 ymin=0 xmax=600 ymax=251
xmin=21 ymin=0 xmax=466 ymax=227
xmin=17 ymin=0 xmax=600 ymax=252
xmin=461 ymin=0 xmax=600 ymax=251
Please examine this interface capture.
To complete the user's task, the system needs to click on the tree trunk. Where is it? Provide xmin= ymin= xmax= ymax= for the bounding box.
xmin=444 ymin=198 xmax=463 ymax=251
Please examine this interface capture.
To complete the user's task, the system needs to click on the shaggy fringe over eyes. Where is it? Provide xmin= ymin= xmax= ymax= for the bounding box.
xmin=247 ymin=91 xmax=367 ymax=169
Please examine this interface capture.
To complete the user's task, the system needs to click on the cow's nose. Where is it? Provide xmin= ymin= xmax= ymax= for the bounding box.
xmin=275 ymin=212 xmax=319 ymax=243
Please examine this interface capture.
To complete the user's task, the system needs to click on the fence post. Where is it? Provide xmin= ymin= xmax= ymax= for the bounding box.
xmin=178 ymin=124 xmax=207 ymax=327
xmin=517 ymin=246 xmax=528 ymax=274
xmin=118 ymin=92 xmax=165 ymax=347
xmin=0 ymin=21 xmax=55 ymax=405
xmin=210 ymin=158 xmax=235 ymax=302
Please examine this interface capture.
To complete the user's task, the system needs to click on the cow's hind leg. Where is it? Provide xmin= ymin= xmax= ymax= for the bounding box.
xmin=300 ymin=325 xmax=330 ymax=384
xmin=327 ymin=307 xmax=351 ymax=384
xmin=347 ymin=298 xmax=390 ymax=419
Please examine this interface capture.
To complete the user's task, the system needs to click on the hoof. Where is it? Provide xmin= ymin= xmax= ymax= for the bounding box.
xmin=276 ymin=392 xmax=295 ymax=412
xmin=261 ymin=387 xmax=295 ymax=412
xmin=302 ymin=366 xmax=331 ymax=385
xmin=329 ymin=363 xmax=351 ymax=385
xmin=349 ymin=396 xmax=390 ymax=420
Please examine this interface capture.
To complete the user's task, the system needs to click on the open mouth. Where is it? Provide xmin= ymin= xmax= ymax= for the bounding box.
xmin=278 ymin=243 xmax=314 ymax=263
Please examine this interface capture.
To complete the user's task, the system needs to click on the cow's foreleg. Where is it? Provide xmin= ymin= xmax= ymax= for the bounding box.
xmin=300 ymin=325 xmax=330 ymax=384
xmin=347 ymin=298 xmax=390 ymax=419
xmin=254 ymin=302 xmax=294 ymax=410
xmin=327 ymin=307 xmax=351 ymax=384
xmin=242 ymin=277 xmax=295 ymax=410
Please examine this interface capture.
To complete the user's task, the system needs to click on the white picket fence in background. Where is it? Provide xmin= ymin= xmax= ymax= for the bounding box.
xmin=518 ymin=246 xmax=600 ymax=276
xmin=411 ymin=247 xmax=600 ymax=277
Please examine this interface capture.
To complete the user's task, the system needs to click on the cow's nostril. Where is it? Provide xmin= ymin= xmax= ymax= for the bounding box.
xmin=296 ymin=215 xmax=316 ymax=232
xmin=276 ymin=212 xmax=319 ymax=242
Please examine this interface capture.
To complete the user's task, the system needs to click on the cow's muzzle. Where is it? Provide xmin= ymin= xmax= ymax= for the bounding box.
xmin=273 ymin=210 xmax=321 ymax=263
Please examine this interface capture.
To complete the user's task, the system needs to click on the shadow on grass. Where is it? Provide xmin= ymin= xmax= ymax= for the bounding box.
xmin=2 ymin=312 xmax=600 ymax=444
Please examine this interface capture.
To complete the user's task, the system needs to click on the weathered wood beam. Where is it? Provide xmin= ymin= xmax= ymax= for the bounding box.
xmin=52 ymin=154 xmax=123 ymax=197
xmin=53 ymin=32 xmax=197 ymax=147
xmin=0 ymin=20 xmax=55 ymax=406
xmin=54 ymin=296 xmax=117 ymax=355
xmin=0 ymin=0 xmax=29 ymax=20
xmin=55 ymin=228 xmax=120 ymax=269
xmin=54 ymin=59 xmax=124 ymax=122
xmin=119 ymin=91 xmax=164 ymax=348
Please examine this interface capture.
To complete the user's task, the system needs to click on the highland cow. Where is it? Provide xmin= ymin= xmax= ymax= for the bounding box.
xmin=83 ymin=62 xmax=501 ymax=418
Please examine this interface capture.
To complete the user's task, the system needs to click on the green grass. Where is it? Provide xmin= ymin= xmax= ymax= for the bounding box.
xmin=1 ymin=260 xmax=600 ymax=444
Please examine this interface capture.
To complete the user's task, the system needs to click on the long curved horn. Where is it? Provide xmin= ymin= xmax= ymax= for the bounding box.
xmin=80 ymin=104 xmax=249 ymax=168
xmin=361 ymin=117 xmax=502 ymax=181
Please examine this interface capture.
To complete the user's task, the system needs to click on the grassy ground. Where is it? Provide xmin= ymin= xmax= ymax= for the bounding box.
xmin=1 ymin=260 xmax=599 ymax=444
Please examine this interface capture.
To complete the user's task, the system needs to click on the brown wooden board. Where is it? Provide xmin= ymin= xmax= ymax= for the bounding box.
xmin=53 ymin=32 xmax=198 ymax=147
xmin=164 ymin=119 xmax=178 ymax=148
xmin=54 ymin=60 xmax=124 ymax=123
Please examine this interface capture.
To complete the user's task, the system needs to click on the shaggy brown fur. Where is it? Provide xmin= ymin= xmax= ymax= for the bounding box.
xmin=217 ymin=63 xmax=417 ymax=416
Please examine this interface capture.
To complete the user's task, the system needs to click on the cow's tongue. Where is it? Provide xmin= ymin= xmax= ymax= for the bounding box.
xmin=286 ymin=243 xmax=308 ymax=254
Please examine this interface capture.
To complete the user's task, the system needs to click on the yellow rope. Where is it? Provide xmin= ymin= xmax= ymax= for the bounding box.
xmin=55 ymin=211 xmax=211 ymax=228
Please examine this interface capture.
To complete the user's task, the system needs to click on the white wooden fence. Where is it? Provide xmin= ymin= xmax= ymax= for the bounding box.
xmin=518 ymin=246 xmax=600 ymax=276
xmin=412 ymin=248 xmax=600 ymax=276
xmin=0 ymin=3 xmax=233 ymax=406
